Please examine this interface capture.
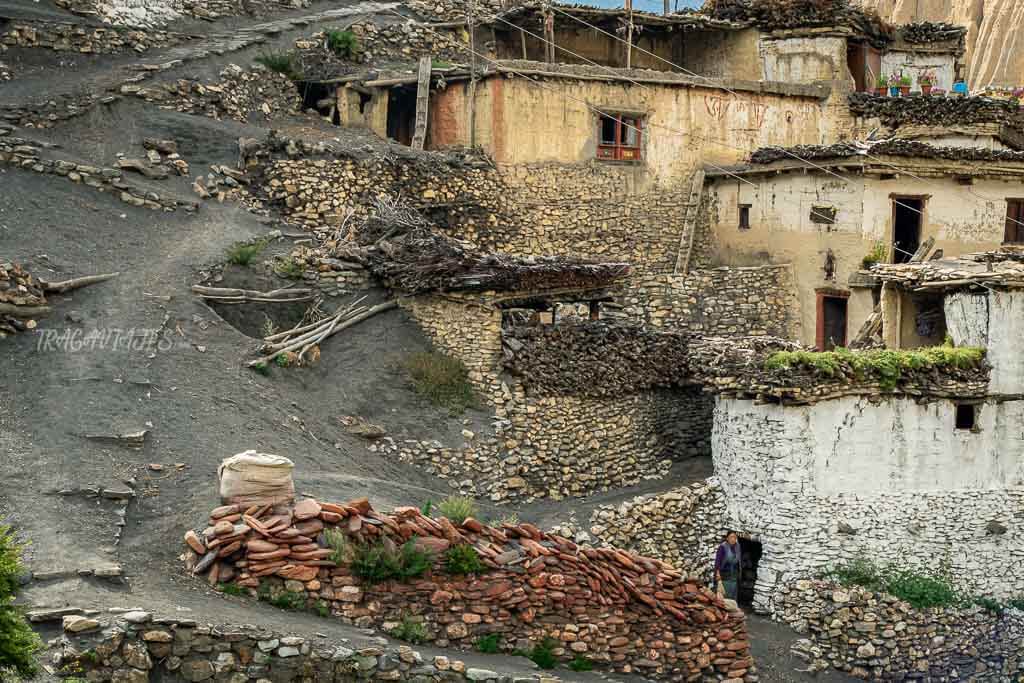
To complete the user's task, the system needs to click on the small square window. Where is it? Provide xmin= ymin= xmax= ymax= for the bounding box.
xmin=955 ymin=403 xmax=976 ymax=430
xmin=810 ymin=206 xmax=836 ymax=224
xmin=739 ymin=204 xmax=751 ymax=230
xmin=597 ymin=113 xmax=643 ymax=161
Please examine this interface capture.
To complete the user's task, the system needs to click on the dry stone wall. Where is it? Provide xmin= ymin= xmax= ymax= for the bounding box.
xmin=54 ymin=0 xmax=311 ymax=29
xmin=55 ymin=613 xmax=536 ymax=682
xmin=778 ymin=580 xmax=1024 ymax=681
xmin=179 ymin=497 xmax=757 ymax=682
xmin=0 ymin=21 xmax=191 ymax=53
xmin=555 ymin=479 xmax=728 ymax=583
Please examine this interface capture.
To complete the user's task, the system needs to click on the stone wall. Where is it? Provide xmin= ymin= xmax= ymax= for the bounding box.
xmin=54 ymin=0 xmax=311 ymax=29
xmin=625 ymin=267 xmax=799 ymax=338
xmin=180 ymin=497 xmax=757 ymax=682
xmin=777 ymin=580 xmax=1024 ymax=681
xmin=0 ymin=21 xmax=190 ymax=54
xmin=54 ymin=612 xmax=542 ymax=682
xmin=712 ymin=394 xmax=1024 ymax=613
xmin=556 ymin=479 xmax=727 ymax=582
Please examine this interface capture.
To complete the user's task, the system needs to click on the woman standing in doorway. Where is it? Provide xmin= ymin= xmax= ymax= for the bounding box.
xmin=715 ymin=531 xmax=742 ymax=601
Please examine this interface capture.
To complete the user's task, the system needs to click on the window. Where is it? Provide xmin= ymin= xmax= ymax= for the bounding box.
xmin=955 ymin=403 xmax=976 ymax=430
xmin=738 ymin=204 xmax=751 ymax=230
xmin=597 ymin=113 xmax=642 ymax=161
xmin=810 ymin=206 xmax=836 ymax=225
xmin=1005 ymin=199 xmax=1024 ymax=243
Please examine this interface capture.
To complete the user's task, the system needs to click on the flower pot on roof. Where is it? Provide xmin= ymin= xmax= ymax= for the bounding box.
xmin=899 ymin=75 xmax=913 ymax=96
xmin=887 ymin=73 xmax=901 ymax=97
xmin=875 ymin=74 xmax=888 ymax=96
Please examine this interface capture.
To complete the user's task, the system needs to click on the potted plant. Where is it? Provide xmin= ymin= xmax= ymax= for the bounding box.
xmin=888 ymin=73 xmax=901 ymax=97
xmin=875 ymin=74 xmax=888 ymax=96
xmin=899 ymin=74 xmax=913 ymax=96
xmin=919 ymin=70 xmax=935 ymax=95
xmin=1013 ymin=87 xmax=1024 ymax=108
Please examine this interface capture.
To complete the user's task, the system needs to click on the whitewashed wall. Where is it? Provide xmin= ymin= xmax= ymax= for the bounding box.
xmin=881 ymin=50 xmax=957 ymax=91
xmin=759 ymin=37 xmax=847 ymax=83
xmin=712 ymin=395 xmax=1024 ymax=613
xmin=944 ymin=289 xmax=1024 ymax=395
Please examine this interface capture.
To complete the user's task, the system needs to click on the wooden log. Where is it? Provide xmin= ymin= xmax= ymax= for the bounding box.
xmin=41 ymin=272 xmax=120 ymax=294
xmin=0 ymin=303 xmax=50 ymax=318
xmin=191 ymin=285 xmax=313 ymax=304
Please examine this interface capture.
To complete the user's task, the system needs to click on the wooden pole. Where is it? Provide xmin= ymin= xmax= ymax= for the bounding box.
xmin=468 ymin=0 xmax=477 ymax=149
xmin=625 ymin=0 xmax=633 ymax=69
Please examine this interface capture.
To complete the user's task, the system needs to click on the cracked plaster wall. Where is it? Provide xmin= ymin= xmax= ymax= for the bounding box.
xmin=712 ymin=395 xmax=1024 ymax=614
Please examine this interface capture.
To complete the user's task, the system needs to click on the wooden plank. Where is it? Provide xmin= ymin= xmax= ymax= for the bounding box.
xmin=849 ymin=235 xmax=934 ymax=348
xmin=410 ymin=56 xmax=432 ymax=151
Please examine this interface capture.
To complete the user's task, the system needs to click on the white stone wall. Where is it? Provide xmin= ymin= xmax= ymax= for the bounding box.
xmin=986 ymin=290 xmax=1024 ymax=395
xmin=759 ymin=37 xmax=848 ymax=83
xmin=712 ymin=395 xmax=1024 ymax=613
xmin=881 ymin=50 xmax=957 ymax=91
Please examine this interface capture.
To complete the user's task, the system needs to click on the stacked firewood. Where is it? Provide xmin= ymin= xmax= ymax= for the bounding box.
xmin=899 ymin=21 xmax=966 ymax=44
xmin=704 ymin=0 xmax=893 ymax=42
xmin=848 ymin=93 xmax=1024 ymax=132
xmin=0 ymin=262 xmax=48 ymax=336
xmin=751 ymin=139 xmax=1024 ymax=165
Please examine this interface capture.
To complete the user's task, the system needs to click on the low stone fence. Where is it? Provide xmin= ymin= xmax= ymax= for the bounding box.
xmin=777 ymin=579 xmax=1024 ymax=681
xmin=0 ymin=21 xmax=190 ymax=54
xmin=0 ymin=135 xmax=197 ymax=212
xmin=182 ymin=497 xmax=756 ymax=681
xmin=54 ymin=612 xmax=534 ymax=682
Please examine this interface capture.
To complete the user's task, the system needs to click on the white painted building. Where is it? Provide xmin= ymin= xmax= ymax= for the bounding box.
xmin=711 ymin=252 xmax=1024 ymax=613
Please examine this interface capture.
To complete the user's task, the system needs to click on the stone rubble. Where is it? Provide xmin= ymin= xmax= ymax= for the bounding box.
xmin=0 ymin=20 xmax=192 ymax=54
xmin=0 ymin=262 xmax=47 ymax=337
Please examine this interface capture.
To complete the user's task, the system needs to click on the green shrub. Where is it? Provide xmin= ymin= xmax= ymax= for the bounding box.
xmin=316 ymin=600 xmax=330 ymax=618
xmin=526 ymin=637 xmax=558 ymax=669
xmin=827 ymin=557 xmax=885 ymax=592
xmin=326 ymin=531 xmax=433 ymax=584
xmin=887 ymin=569 xmax=958 ymax=609
xmin=390 ymin=616 xmax=428 ymax=644
xmin=252 ymin=360 xmax=270 ymax=376
xmin=403 ymin=352 xmax=477 ymax=413
xmin=765 ymin=346 xmax=986 ymax=391
xmin=476 ymin=633 xmax=501 ymax=654
xmin=269 ymin=590 xmax=305 ymax=610
xmin=971 ymin=596 xmax=1005 ymax=615
xmin=1007 ymin=597 xmax=1024 ymax=611
xmin=420 ymin=500 xmax=433 ymax=516
xmin=0 ymin=526 xmax=40 ymax=679
xmin=445 ymin=544 xmax=484 ymax=575
xmin=861 ymin=240 xmax=887 ymax=268
xmin=274 ymin=257 xmax=304 ymax=279
xmin=274 ymin=353 xmax=291 ymax=368
xmin=437 ymin=495 xmax=477 ymax=525
xmin=326 ymin=29 xmax=360 ymax=59
xmin=569 ymin=655 xmax=594 ymax=672
xmin=226 ymin=237 xmax=268 ymax=266
xmin=255 ymin=51 xmax=298 ymax=78
xmin=218 ymin=582 xmax=245 ymax=597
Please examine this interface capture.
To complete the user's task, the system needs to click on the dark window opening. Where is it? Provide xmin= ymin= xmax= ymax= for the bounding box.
xmin=295 ymin=81 xmax=335 ymax=117
xmin=846 ymin=41 xmax=867 ymax=91
xmin=810 ymin=205 xmax=836 ymax=225
xmin=955 ymin=175 xmax=974 ymax=186
xmin=817 ymin=292 xmax=848 ymax=350
xmin=1005 ymin=199 xmax=1024 ymax=243
xmin=892 ymin=197 xmax=923 ymax=263
xmin=879 ymin=173 xmax=896 ymax=180
xmin=737 ymin=537 xmax=762 ymax=609
xmin=597 ymin=113 xmax=642 ymax=161
xmin=955 ymin=403 xmax=977 ymax=430
xmin=739 ymin=204 xmax=751 ymax=230
xmin=358 ymin=92 xmax=372 ymax=114
xmin=386 ymin=86 xmax=417 ymax=147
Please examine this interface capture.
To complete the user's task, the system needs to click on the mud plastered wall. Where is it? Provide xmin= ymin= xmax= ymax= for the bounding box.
xmin=778 ymin=580 xmax=1024 ymax=682
xmin=712 ymin=395 xmax=1024 ymax=613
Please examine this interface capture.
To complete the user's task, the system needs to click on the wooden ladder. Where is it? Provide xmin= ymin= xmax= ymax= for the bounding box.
xmin=674 ymin=169 xmax=706 ymax=274
xmin=411 ymin=56 xmax=431 ymax=151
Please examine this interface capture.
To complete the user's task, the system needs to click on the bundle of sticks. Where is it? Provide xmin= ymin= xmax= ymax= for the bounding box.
xmin=247 ymin=296 xmax=396 ymax=367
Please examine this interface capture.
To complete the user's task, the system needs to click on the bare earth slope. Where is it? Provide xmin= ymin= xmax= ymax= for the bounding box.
xmin=860 ymin=0 xmax=1024 ymax=87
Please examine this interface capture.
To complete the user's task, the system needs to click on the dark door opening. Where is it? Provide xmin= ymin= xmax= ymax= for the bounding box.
xmin=816 ymin=292 xmax=848 ymax=350
xmin=846 ymin=41 xmax=867 ymax=91
xmin=386 ymin=86 xmax=417 ymax=146
xmin=738 ymin=538 xmax=762 ymax=609
xmin=892 ymin=197 xmax=923 ymax=263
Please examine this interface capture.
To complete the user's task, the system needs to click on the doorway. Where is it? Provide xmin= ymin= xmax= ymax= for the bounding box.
xmin=738 ymin=537 xmax=762 ymax=609
xmin=386 ymin=86 xmax=417 ymax=146
xmin=892 ymin=197 xmax=924 ymax=263
xmin=816 ymin=290 xmax=849 ymax=350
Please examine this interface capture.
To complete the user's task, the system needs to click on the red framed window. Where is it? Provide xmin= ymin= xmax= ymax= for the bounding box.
xmin=597 ymin=113 xmax=642 ymax=161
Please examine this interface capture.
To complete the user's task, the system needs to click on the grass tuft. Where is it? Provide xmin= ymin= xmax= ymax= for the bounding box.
xmin=227 ymin=237 xmax=269 ymax=266
xmin=525 ymin=637 xmax=558 ymax=669
xmin=0 ymin=525 xmax=41 ymax=679
xmin=326 ymin=29 xmax=360 ymax=59
xmin=403 ymin=351 xmax=477 ymax=414
xmin=476 ymin=633 xmax=501 ymax=654
xmin=827 ymin=558 xmax=962 ymax=610
xmin=569 ymin=655 xmax=594 ymax=672
xmin=255 ymin=51 xmax=298 ymax=78
xmin=325 ymin=530 xmax=433 ymax=584
xmin=436 ymin=495 xmax=477 ymax=525
xmin=390 ymin=616 xmax=428 ymax=644
xmin=218 ymin=582 xmax=245 ymax=597
xmin=444 ymin=543 xmax=484 ymax=575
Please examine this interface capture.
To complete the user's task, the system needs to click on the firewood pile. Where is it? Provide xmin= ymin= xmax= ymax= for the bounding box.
xmin=869 ymin=249 xmax=1024 ymax=291
xmin=502 ymin=321 xmax=692 ymax=397
xmin=848 ymin=93 xmax=1024 ymax=132
xmin=0 ymin=262 xmax=47 ymax=335
xmin=331 ymin=196 xmax=631 ymax=295
xmin=898 ymin=21 xmax=966 ymax=44
xmin=750 ymin=139 xmax=1024 ymax=165
xmin=703 ymin=0 xmax=892 ymax=43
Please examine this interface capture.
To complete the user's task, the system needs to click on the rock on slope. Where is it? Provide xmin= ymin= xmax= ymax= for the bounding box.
xmin=861 ymin=0 xmax=1024 ymax=88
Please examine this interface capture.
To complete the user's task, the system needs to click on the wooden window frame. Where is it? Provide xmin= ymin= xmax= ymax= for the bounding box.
xmin=738 ymin=204 xmax=751 ymax=230
xmin=597 ymin=113 xmax=643 ymax=162
xmin=1005 ymin=198 xmax=1024 ymax=244
xmin=815 ymin=288 xmax=850 ymax=351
